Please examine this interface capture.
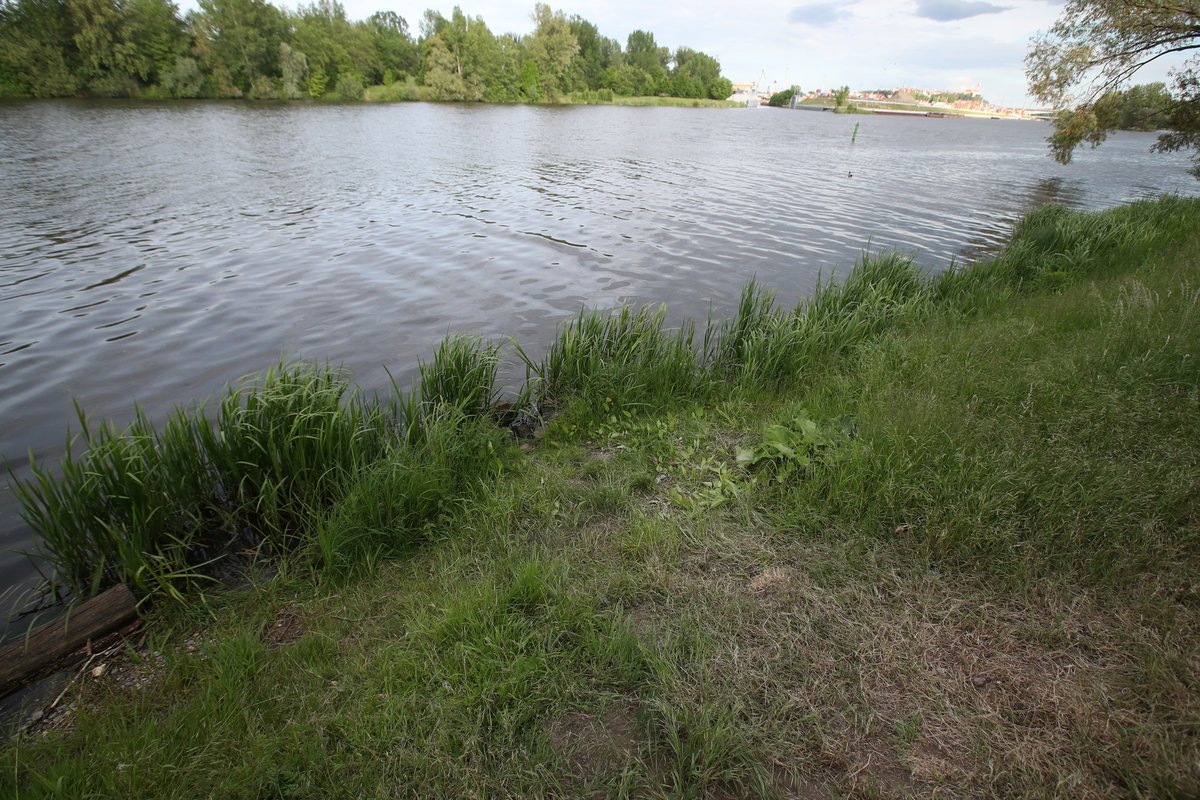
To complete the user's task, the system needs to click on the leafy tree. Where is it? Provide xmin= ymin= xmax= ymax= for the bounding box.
xmin=124 ymin=0 xmax=186 ymax=84
xmin=197 ymin=0 xmax=286 ymax=92
xmin=768 ymin=84 xmax=799 ymax=107
xmin=290 ymin=0 xmax=376 ymax=88
xmin=518 ymin=54 xmax=539 ymax=100
xmin=247 ymin=71 xmax=276 ymax=98
xmin=333 ymin=69 xmax=361 ymax=99
xmin=1027 ymin=0 xmax=1200 ymax=176
xmin=0 ymin=0 xmax=734 ymax=104
xmin=1113 ymin=81 xmax=1174 ymax=130
xmin=565 ymin=15 xmax=597 ymax=89
xmin=526 ymin=3 xmax=576 ymax=100
xmin=162 ymin=53 xmax=204 ymax=96
xmin=671 ymin=46 xmax=730 ymax=99
xmin=278 ymin=40 xmax=305 ymax=98
xmin=418 ymin=7 xmax=445 ymax=39
xmin=367 ymin=10 xmax=417 ymax=80
xmin=422 ymin=33 xmax=465 ymax=99
xmin=0 ymin=0 xmax=80 ymax=96
xmin=306 ymin=62 xmax=326 ymax=96
xmin=476 ymin=30 xmax=525 ymax=102
xmin=185 ymin=9 xmax=240 ymax=96
xmin=625 ymin=29 xmax=667 ymax=94
xmin=833 ymin=85 xmax=849 ymax=107
xmin=419 ymin=7 xmax=502 ymax=102
xmin=68 ymin=0 xmax=141 ymax=94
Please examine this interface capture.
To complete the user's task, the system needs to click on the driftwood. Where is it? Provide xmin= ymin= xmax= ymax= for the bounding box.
xmin=0 ymin=584 xmax=138 ymax=696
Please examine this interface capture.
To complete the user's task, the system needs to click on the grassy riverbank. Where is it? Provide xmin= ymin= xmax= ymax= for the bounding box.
xmin=4 ymin=197 xmax=1199 ymax=797
xmin=362 ymin=82 xmax=739 ymax=108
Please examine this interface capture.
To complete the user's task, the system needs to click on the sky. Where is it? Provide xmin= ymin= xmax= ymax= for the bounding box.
xmin=187 ymin=0 xmax=1190 ymax=108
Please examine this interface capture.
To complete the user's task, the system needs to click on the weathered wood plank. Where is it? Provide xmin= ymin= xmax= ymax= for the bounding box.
xmin=0 ymin=584 xmax=138 ymax=696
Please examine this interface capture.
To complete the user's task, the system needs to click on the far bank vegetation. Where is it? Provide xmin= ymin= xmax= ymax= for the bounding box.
xmin=0 ymin=0 xmax=735 ymax=104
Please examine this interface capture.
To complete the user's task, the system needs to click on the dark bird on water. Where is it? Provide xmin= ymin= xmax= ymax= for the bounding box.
xmin=847 ymin=171 xmax=854 ymax=178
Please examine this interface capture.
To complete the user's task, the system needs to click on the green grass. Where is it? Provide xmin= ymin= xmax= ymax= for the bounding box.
xmin=362 ymin=77 xmax=427 ymax=103
xmin=583 ymin=95 xmax=740 ymax=108
xmin=360 ymin=84 xmax=740 ymax=109
xmin=4 ymin=197 xmax=1200 ymax=797
xmin=11 ymin=335 xmax=507 ymax=602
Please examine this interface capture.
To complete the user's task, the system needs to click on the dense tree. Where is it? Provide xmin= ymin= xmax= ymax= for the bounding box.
xmin=624 ymin=28 xmax=668 ymax=94
xmin=1083 ymin=81 xmax=1176 ymax=132
xmin=0 ymin=0 xmax=80 ymax=96
xmin=184 ymin=9 xmax=240 ymax=96
xmin=526 ymin=3 xmax=576 ymax=99
xmin=1027 ymin=0 xmax=1200 ymax=176
xmin=420 ymin=7 xmax=498 ymax=102
xmin=290 ymin=0 xmax=375 ymax=90
xmin=124 ymin=0 xmax=187 ymax=85
xmin=768 ymin=85 xmax=799 ymax=107
xmin=833 ymin=85 xmax=850 ymax=108
xmin=566 ymin=15 xmax=617 ymax=92
xmin=197 ymin=0 xmax=286 ymax=92
xmin=671 ymin=46 xmax=730 ymax=99
xmin=367 ymin=10 xmax=417 ymax=81
xmin=278 ymin=40 xmax=305 ymax=97
xmin=68 ymin=0 xmax=140 ymax=94
xmin=161 ymin=53 xmax=203 ymax=96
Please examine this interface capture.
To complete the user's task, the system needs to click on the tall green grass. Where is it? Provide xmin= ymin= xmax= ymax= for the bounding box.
xmin=418 ymin=335 xmax=500 ymax=419
xmin=517 ymin=304 xmax=703 ymax=414
xmin=12 ymin=196 xmax=1200 ymax=604
xmin=12 ymin=365 xmax=387 ymax=600
xmin=933 ymin=194 xmax=1198 ymax=310
xmin=523 ymin=196 xmax=1199 ymax=415
xmin=12 ymin=337 xmax=505 ymax=602
xmin=311 ymin=405 xmax=505 ymax=580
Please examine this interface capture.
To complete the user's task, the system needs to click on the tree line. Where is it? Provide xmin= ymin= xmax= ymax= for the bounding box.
xmin=0 ymin=0 xmax=734 ymax=102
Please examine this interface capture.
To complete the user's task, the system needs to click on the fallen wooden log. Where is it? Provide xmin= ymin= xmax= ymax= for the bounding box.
xmin=0 ymin=584 xmax=138 ymax=697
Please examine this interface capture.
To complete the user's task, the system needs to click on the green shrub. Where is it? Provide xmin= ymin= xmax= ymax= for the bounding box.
xmin=334 ymin=72 xmax=364 ymax=101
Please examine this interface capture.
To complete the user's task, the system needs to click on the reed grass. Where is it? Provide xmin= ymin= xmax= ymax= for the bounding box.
xmin=11 ymin=365 xmax=385 ymax=600
xmin=12 ymin=340 xmax=504 ymax=602
xmin=417 ymin=335 xmax=500 ymax=419
xmin=516 ymin=304 xmax=704 ymax=414
xmin=311 ymin=405 xmax=505 ymax=580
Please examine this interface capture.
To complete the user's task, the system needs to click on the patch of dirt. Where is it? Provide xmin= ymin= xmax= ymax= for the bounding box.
xmin=262 ymin=609 xmax=307 ymax=649
xmin=623 ymin=603 xmax=664 ymax=646
xmin=769 ymin=761 xmax=830 ymax=799
xmin=546 ymin=703 xmax=643 ymax=787
xmin=12 ymin=623 xmax=159 ymax=739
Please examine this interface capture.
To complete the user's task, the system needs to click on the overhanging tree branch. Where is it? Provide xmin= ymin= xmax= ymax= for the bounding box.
xmin=1027 ymin=0 xmax=1200 ymax=176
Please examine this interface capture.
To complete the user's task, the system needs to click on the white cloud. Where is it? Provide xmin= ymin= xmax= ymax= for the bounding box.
xmin=786 ymin=3 xmax=853 ymax=27
xmin=915 ymin=0 xmax=1011 ymax=22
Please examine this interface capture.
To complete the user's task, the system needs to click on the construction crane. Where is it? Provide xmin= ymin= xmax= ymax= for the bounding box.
xmin=754 ymin=69 xmax=768 ymax=95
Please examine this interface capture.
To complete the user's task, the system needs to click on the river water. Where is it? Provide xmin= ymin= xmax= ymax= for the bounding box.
xmin=1 ymin=100 xmax=1196 ymax=615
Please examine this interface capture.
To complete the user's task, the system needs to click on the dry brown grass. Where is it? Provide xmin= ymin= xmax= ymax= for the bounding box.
xmin=560 ymin=503 xmax=1200 ymax=799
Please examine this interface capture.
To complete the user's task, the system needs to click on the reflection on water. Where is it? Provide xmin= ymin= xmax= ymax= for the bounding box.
xmin=1026 ymin=176 xmax=1084 ymax=208
xmin=0 ymin=100 xmax=1196 ymax=608
xmin=957 ymin=176 xmax=1092 ymax=263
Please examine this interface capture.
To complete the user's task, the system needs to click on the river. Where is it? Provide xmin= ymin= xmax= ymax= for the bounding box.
xmin=1 ymin=99 xmax=1196 ymax=619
